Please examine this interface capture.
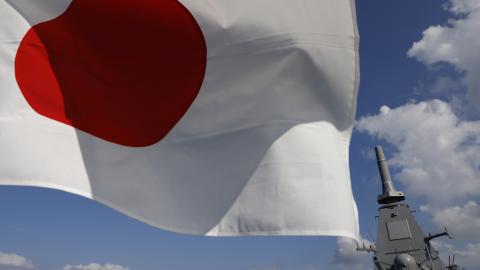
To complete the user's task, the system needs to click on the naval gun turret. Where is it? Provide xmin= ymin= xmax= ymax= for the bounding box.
xmin=358 ymin=146 xmax=460 ymax=270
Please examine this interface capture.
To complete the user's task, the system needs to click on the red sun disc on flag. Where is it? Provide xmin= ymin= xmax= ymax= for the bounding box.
xmin=15 ymin=0 xmax=207 ymax=147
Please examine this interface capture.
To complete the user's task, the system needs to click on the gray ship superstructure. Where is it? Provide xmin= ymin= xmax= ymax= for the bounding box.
xmin=358 ymin=146 xmax=460 ymax=270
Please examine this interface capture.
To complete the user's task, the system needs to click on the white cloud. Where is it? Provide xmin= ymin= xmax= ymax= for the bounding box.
xmin=408 ymin=0 xmax=480 ymax=109
xmin=447 ymin=0 xmax=480 ymax=14
xmin=63 ymin=263 xmax=129 ymax=270
xmin=430 ymin=76 xmax=463 ymax=94
xmin=0 ymin=252 xmax=34 ymax=269
xmin=331 ymin=237 xmax=371 ymax=270
xmin=436 ymin=242 xmax=480 ymax=269
xmin=357 ymin=100 xmax=480 ymax=205
xmin=427 ymin=201 xmax=480 ymax=241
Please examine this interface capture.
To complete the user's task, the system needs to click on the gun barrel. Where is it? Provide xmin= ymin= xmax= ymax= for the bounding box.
xmin=375 ymin=145 xmax=405 ymax=204
xmin=375 ymin=145 xmax=394 ymax=194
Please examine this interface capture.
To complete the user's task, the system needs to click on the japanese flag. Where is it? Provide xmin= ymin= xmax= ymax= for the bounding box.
xmin=0 ymin=0 xmax=359 ymax=238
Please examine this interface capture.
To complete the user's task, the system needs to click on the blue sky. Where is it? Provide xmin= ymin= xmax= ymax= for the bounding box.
xmin=2 ymin=0 xmax=480 ymax=269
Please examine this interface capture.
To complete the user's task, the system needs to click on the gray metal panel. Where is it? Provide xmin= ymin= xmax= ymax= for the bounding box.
xmin=387 ymin=219 xmax=412 ymax=240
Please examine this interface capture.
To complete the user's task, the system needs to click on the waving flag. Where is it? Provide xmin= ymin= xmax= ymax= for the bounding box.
xmin=0 ymin=0 xmax=359 ymax=238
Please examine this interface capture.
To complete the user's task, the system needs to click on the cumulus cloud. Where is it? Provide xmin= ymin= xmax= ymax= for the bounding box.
xmin=447 ymin=0 xmax=480 ymax=14
xmin=407 ymin=0 xmax=480 ymax=109
xmin=0 ymin=252 xmax=34 ymax=269
xmin=331 ymin=237 xmax=371 ymax=270
xmin=357 ymin=100 xmax=480 ymax=205
xmin=436 ymin=242 xmax=480 ymax=268
xmin=63 ymin=263 xmax=129 ymax=270
xmin=430 ymin=76 xmax=464 ymax=94
xmin=427 ymin=201 xmax=480 ymax=241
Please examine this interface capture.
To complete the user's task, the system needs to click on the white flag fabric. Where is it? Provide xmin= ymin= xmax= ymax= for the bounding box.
xmin=0 ymin=0 xmax=359 ymax=238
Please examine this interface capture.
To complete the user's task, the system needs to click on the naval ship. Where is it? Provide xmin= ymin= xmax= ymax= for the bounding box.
xmin=357 ymin=146 xmax=462 ymax=270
